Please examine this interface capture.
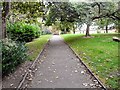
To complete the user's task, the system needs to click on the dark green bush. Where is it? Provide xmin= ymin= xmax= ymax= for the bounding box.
xmin=7 ymin=22 xmax=41 ymax=42
xmin=2 ymin=39 xmax=28 ymax=76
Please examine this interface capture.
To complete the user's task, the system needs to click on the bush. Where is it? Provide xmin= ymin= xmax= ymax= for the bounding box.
xmin=7 ymin=22 xmax=41 ymax=42
xmin=2 ymin=38 xmax=28 ymax=76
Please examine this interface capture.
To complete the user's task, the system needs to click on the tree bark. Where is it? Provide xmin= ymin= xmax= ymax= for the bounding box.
xmin=73 ymin=26 xmax=75 ymax=34
xmin=2 ymin=2 xmax=10 ymax=39
xmin=64 ymin=28 xmax=67 ymax=34
xmin=105 ymin=25 xmax=108 ymax=33
xmin=73 ymin=29 xmax=75 ymax=34
xmin=85 ymin=24 xmax=90 ymax=37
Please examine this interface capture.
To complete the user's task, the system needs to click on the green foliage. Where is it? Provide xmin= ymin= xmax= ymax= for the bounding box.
xmin=7 ymin=22 xmax=41 ymax=42
xmin=2 ymin=38 xmax=28 ymax=76
xmin=45 ymin=2 xmax=79 ymax=26
xmin=10 ymin=2 xmax=45 ymax=23
xmin=96 ymin=18 xmax=113 ymax=29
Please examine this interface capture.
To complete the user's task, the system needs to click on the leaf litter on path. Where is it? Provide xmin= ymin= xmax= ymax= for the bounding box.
xmin=10 ymin=84 xmax=14 ymax=87
xmin=75 ymin=70 xmax=78 ymax=73
xmin=82 ymin=83 xmax=88 ymax=87
xmin=55 ymin=76 xmax=59 ymax=79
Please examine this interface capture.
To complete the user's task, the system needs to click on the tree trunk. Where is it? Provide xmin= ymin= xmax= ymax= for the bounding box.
xmin=72 ymin=25 xmax=75 ymax=34
xmin=73 ymin=29 xmax=75 ymax=34
xmin=105 ymin=25 xmax=108 ymax=33
xmin=85 ymin=24 xmax=90 ymax=37
xmin=2 ymin=2 xmax=10 ymax=39
xmin=64 ymin=28 xmax=66 ymax=34
xmin=2 ymin=17 xmax=6 ymax=39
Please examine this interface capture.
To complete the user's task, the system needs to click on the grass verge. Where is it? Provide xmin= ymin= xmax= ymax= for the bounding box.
xmin=62 ymin=33 xmax=119 ymax=89
xmin=26 ymin=35 xmax=52 ymax=61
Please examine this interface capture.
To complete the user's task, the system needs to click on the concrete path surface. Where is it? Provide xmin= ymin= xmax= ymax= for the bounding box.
xmin=26 ymin=35 xmax=102 ymax=88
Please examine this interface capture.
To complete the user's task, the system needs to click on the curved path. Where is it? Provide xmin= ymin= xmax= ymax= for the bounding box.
xmin=26 ymin=35 xmax=102 ymax=88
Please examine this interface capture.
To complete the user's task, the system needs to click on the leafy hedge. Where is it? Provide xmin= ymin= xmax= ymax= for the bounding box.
xmin=7 ymin=22 xmax=41 ymax=42
xmin=2 ymin=39 xmax=28 ymax=76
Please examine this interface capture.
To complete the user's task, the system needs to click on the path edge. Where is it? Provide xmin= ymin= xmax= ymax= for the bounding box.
xmin=61 ymin=36 xmax=107 ymax=90
xmin=17 ymin=38 xmax=50 ymax=89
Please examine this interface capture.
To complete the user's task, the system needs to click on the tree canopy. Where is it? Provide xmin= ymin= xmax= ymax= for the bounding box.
xmin=2 ymin=1 xmax=120 ymax=38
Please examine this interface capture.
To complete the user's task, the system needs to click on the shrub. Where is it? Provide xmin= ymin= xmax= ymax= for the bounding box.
xmin=7 ymin=22 xmax=41 ymax=42
xmin=2 ymin=38 xmax=28 ymax=76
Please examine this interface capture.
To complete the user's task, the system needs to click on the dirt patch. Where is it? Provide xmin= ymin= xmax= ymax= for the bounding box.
xmin=2 ymin=60 xmax=32 ymax=88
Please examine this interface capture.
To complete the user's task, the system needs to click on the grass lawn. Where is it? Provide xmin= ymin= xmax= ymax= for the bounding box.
xmin=26 ymin=35 xmax=52 ymax=61
xmin=62 ymin=33 xmax=119 ymax=89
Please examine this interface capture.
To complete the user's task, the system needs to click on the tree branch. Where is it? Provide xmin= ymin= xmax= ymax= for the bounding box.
xmin=92 ymin=9 xmax=120 ymax=21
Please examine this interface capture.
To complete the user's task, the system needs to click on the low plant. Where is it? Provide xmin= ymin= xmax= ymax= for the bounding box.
xmin=2 ymin=38 xmax=28 ymax=76
xmin=7 ymin=22 xmax=41 ymax=42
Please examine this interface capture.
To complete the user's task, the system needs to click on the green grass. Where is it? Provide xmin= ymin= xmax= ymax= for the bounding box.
xmin=26 ymin=35 xmax=52 ymax=61
xmin=62 ymin=33 xmax=119 ymax=89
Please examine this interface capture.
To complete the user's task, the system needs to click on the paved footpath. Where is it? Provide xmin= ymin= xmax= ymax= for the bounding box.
xmin=26 ymin=35 xmax=102 ymax=88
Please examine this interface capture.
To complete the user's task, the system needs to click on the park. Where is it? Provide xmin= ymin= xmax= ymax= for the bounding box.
xmin=1 ymin=1 xmax=120 ymax=89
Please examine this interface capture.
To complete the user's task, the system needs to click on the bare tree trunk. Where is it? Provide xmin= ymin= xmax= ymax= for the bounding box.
xmin=2 ymin=2 xmax=10 ymax=39
xmin=105 ymin=25 xmax=108 ymax=33
xmin=73 ymin=26 xmax=75 ymax=34
xmin=118 ymin=18 xmax=120 ymax=33
xmin=85 ymin=24 xmax=90 ymax=37
xmin=73 ymin=29 xmax=75 ymax=34
xmin=2 ymin=17 xmax=6 ymax=39
xmin=64 ymin=28 xmax=66 ymax=34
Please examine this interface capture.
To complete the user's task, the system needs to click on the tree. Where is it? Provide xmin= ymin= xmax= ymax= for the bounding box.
xmin=45 ymin=2 xmax=79 ymax=33
xmin=2 ymin=1 xmax=46 ymax=38
xmin=10 ymin=2 xmax=45 ymax=23
xmin=2 ymin=1 xmax=10 ymax=38
xmin=96 ymin=18 xmax=114 ymax=33
xmin=73 ymin=3 xmax=96 ymax=37
xmin=73 ymin=2 xmax=119 ymax=36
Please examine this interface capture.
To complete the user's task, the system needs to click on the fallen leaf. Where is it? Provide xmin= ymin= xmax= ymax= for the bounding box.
xmin=82 ymin=83 xmax=88 ymax=87
xmin=93 ymin=80 xmax=97 ymax=82
xmin=53 ymin=71 xmax=56 ymax=73
xmin=81 ymin=71 xmax=85 ymax=74
xmin=45 ymin=79 xmax=48 ymax=81
xmin=10 ymin=84 xmax=14 ymax=87
xmin=35 ymin=68 xmax=37 ymax=71
xmin=25 ymin=84 xmax=28 ymax=87
xmin=89 ymin=83 xmax=95 ymax=86
xmin=28 ymin=78 xmax=32 ymax=81
xmin=38 ymin=61 xmax=41 ymax=64
xmin=52 ymin=62 xmax=55 ymax=65
xmin=50 ymin=80 xmax=53 ymax=83
xmin=75 ymin=70 xmax=78 ymax=73
xmin=56 ymin=76 xmax=59 ymax=79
